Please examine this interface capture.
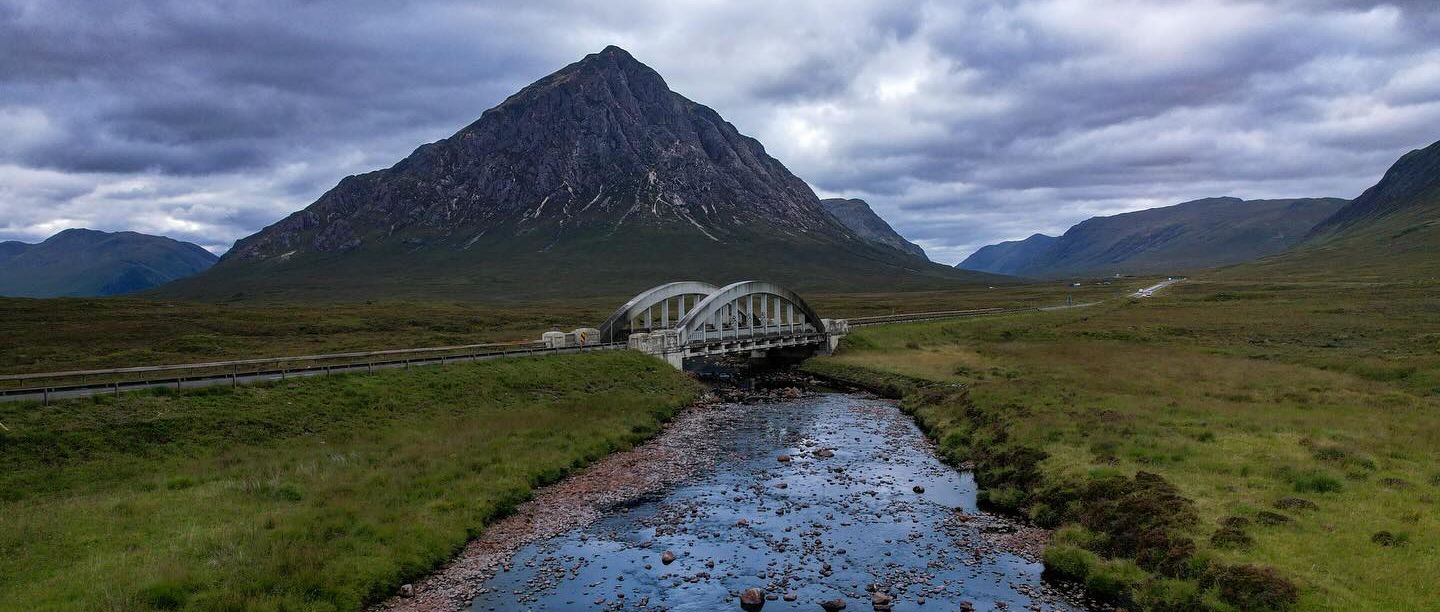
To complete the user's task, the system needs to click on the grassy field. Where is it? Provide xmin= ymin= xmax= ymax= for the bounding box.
xmin=805 ymin=278 xmax=1439 ymax=610
xmin=0 ymin=351 xmax=700 ymax=611
xmin=0 ymin=297 xmax=613 ymax=375
xmin=0 ymin=282 xmax=1120 ymax=375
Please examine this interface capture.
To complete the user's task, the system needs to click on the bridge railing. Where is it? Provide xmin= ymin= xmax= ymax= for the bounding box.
xmin=689 ymin=321 xmax=819 ymax=343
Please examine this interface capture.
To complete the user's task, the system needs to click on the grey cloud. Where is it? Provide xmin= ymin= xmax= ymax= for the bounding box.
xmin=1 ymin=0 xmax=1438 ymax=263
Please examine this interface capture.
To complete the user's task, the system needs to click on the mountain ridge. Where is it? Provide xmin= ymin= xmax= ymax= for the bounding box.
xmin=958 ymin=197 xmax=1348 ymax=278
xmin=1227 ymin=138 xmax=1440 ymax=279
xmin=0 ymin=228 xmax=218 ymax=297
xmin=818 ymin=198 xmax=927 ymax=260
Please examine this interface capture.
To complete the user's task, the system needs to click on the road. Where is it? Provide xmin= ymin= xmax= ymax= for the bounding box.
xmin=1132 ymin=277 xmax=1184 ymax=298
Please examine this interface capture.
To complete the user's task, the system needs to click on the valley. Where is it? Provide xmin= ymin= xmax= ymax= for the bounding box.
xmin=2 ymin=15 xmax=1437 ymax=612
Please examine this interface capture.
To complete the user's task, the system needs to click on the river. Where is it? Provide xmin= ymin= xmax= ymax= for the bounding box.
xmin=462 ymin=392 xmax=1084 ymax=611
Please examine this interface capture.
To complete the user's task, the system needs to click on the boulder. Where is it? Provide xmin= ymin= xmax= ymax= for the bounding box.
xmin=740 ymin=587 xmax=766 ymax=610
xmin=871 ymin=592 xmax=894 ymax=611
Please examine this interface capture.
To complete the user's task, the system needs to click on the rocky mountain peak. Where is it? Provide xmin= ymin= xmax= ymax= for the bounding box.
xmin=225 ymin=46 xmax=845 ymax=263
xmin=166 ymin=46 xmax=994 ymax=301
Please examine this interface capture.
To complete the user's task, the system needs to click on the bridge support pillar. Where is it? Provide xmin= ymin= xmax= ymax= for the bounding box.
xmin=662 ymin=352 xmax=685 ymax=370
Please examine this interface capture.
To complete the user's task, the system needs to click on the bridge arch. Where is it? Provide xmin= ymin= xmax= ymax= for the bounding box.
xmin=675 ymin=280 xmax=825 ymax=344
xmin=598 ymin=281 xmax=720 ymax=343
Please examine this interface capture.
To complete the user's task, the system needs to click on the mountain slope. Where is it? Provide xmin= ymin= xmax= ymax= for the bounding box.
xmin=957 ymin=234 xmax=1057 ymax=276
xmin=1228 ymin=140 xmax=1440 ymax=280
xmin=160 ymin=46 xmax=995 ymax=302
xmin=819 ymin=198 xmax=927 ymax=260
xmin=957 ymin=197 xmax=1348 ymax=278
xmin=0 ymin=229 xmax=218 ymax=297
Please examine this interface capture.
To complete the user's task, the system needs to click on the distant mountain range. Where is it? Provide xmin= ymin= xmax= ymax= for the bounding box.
xmin=958 ymin=197 xmax=1348 ymax=278
xmin=158 ymin=46 xmax=993 ymax=302
xmin=1230 ymin=139 xmax=1440 ymax=279
xmin=0 ymin=229 xmax=217 ymax=298
xmin=819 ymin=198 xmax=927 ymax=260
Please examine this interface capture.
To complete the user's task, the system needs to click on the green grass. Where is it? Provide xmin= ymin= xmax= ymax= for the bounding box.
xmin=0 ymin=297 xmax=614 ymax=375
xmin=804 ymin=278 xmax=1440 ymax=611
xmin=0 ymin=351 xmax=701 ymax=611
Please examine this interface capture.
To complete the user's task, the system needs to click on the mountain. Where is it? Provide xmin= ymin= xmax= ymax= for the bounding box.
xmin=818 ymin=198 xmax=927 ymax=260
xmin=0 ymin=229 xmax=218 ymax=297
xmin=1229 ymin=140 xmax=1440 ymax=279
xmin=958 ymin=234 xmax=1057 ymax=277
xmin=159 ymin=46 xmax=995 ymax=302
xmin=957 ymin=197 xmax=1348 ymax=278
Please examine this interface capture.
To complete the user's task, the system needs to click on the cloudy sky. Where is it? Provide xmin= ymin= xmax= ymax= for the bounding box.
xmin=2 ymin=0 xmax=1438 ymax=262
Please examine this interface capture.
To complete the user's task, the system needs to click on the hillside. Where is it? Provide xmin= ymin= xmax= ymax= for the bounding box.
xmin=1231 ymin=140 xmax=1440 ymax=280
xmin=158 ymin=46 xmax=995 ymax=302
xmin=818 ymin=198 xmax=927 ymax=260
xmin=957 ymin=197 xmax=1348 ymax=278
xmin=0 ymin=229 xmax=217 ymax=297
xmin=957 ymin=234 xmax=1057 ymax=277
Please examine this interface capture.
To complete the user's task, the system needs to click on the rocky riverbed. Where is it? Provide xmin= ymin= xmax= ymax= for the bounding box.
xmin=376 ymin=389 xmax=1093 ymax=611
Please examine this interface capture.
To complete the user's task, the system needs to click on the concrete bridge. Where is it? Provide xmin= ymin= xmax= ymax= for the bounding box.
xmin=588 ymin=281 xmax=848 ymax=368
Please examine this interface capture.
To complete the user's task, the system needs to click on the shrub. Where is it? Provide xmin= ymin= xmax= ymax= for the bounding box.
xmin=1076 ymin=471 xmax=1198 ymax=569
xmin=1371 ymin=531 xmax=1409 ymax=547
xmin=1211 ymin=527 xmax=1255 ymax=550
xmin=1281 ymin=468 xmax=1343 ymax=493
xmin=1209 ymin=564 xmax=1299 ymax=611
xmin=1133 ymin=578 xmax=1203 ymax=611
xmin=1043 ymin=544 xmax=1098 ymax=581
xmin=980 ymin=486 xmax=1026 ymax=511
xmin=1028 ymin=501 xmax=1062 ymax=528
xmin=1218 ymin=516 xmax=1250 ymax=528
xmin=1255 ymin=511 xmax=1290 ymax=526
xmin=1084 ymin=559 xmax=1148 ymax=604
xmin=1293 ymin=473 xmax=1343 ymax=493
xmin=1052 ymin=524 xmax=1097 ymax=548
xmin=1273 ymin=496 xmax=1318 ymax=511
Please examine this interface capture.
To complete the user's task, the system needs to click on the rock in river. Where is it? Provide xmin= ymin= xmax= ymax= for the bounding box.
xmin=740 ymin=587 xmax=766 ymax=610
xmin=661 ymin=550 xmax=676 ymax=564
xmin=820 ymin=598 xmax=848 ymax=611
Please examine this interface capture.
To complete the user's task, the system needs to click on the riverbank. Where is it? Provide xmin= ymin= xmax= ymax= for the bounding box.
xmin=372 ymin=394 xmax=752 ymax=611
xmin=802 ymin=278 xmax=1440 ymax=611
xmin=0 ymin=352 xmax=700 ymax=611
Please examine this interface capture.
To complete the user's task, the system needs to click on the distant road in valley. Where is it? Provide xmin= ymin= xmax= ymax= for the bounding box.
xmin=1131 ymin=277 xmax=1184 ymax=298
